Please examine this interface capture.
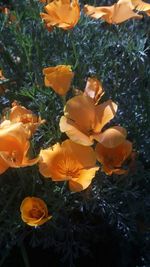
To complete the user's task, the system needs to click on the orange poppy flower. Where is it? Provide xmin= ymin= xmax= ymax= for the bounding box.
xmin=84 ymin=77 xmax=104 ymax=105
xmin=39 ymin=139 xmax=99 ymax=192
xmin=0 ymin=120 xmax=38 ymax=172
xmin=59 ymin=94 xmax=126 ymax=147
xmin=20 ymin=197 xmax=52 ymax=227
xmin=95 ymin=139 xmax=132 ymax=175
xmin=131 ymin=0 xmax=150 ymax=16
xmin=43 ymin=65 xmax=74 ymax=96
xmin=5 ymin=101 xmax=45 ymax=135
xmin=84 ymin=0 xmax=142 ymax=24
xmin=40 ymin=0 xmax=80 ymax=30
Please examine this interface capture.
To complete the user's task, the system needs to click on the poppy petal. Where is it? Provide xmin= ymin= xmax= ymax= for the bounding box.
xmin=94 ymin=126 xmax=127 ymax=148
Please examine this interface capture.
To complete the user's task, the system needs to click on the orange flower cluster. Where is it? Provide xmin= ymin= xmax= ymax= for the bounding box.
xmin=39 ymin=65 xmax=134 ymax=195
xmin=1 ymin=0 xmax=142 ymax=227
xmin=39 ymin=0 xmax=150 ymax=30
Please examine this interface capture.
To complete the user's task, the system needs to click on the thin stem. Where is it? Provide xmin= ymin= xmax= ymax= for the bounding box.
xmin=20 ymin=243 xmax=30 ymax=267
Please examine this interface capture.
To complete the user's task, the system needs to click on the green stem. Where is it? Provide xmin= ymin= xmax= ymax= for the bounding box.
xmin=61 ymin=95 xmax=66 ymax=106
xmin=68 ymin=31 xmax=79 ymax=70
xmin=20 ymin=243 xmax=30 ymax=267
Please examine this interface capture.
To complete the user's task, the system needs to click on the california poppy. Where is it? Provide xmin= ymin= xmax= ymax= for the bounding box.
xmin=43 ymin=65 xmax=74 ymax=95
xmin=20 ymin=197 xmax=52 ymax=226
xmin=0 ymin=120 xmax=38 ymax=172
xmin=40 ymin=0 xmax=80 ymax=31
xmin=5 ymin=101 xmax=45 ymax=136
xmin=59 ymin=95 xmax=126 ymax=147
xmin=39 ymin=139 xmax=99 ymax=192
xmin=84 ymin=0 xmax=142 ymax=24
xmin=95 ymin=139 xmax=132 ymax=175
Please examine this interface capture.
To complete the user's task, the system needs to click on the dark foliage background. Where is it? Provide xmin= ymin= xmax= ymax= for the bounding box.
xmin=0 ymin=0 xmax=150 ymax=266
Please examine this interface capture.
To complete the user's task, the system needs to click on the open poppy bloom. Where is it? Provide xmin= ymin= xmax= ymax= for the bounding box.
xmin=84 ymin=77 xmax=104 ymax=105
xmin=5 ymin=101 xmax=45 ymax=136
xmin=20 ymin=197 xmax=52 ymax=227
xmin=39 ymin=139 xmax=99 ymax=192
xmin=60 ymin=94 xmax=126 ymax=147
xmin=84 ymin=0 xmax=142 ymax=24
xmin=0 ymin=120 xmax=38 ymax=173
xmin=40 ymin=0 xmax=80 ymax=31
xmin=95 ymin=139 xmax=133 ymax=175
xmin=131 ymin=0 xmax=150 ymax=16
xmin=43 ymin=65 xmax=74 ymax=96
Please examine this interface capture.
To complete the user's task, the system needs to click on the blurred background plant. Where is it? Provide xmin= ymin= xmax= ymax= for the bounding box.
xmin=0 ymin=0 xmax=149 ymax=266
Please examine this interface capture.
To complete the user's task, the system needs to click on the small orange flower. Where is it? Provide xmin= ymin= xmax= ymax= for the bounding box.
xmin=5 ymin=101 xmax=45 ymax=135
xmin=20 ymin=197 xmax=52 ymax=227
xmin=40 ymin=0 xmax=80 ymax=31
xmin=95 ymin=139 xmax=133 ymax=175
xmin=0 ymin=7 xmax=9 ymax=15
xmin=39 ymin=139 xmax=99 ymax=192
xmin=84 ymin=77 xmax=104 ymax=105
xmin=0 ymin=7 xmax=17 ymax=24
xmin=59 ymin=94 xmax=126 ymax=147
xmin=43 ymin=65 xmax=74 ymax=95
xmin=84 ymin=0 xmax=142 ymax=24
xmin=0 ymin=120 xmax=38 ymax=173
xmin=0 ymin=69 xmax=7 ymax=94
xmin=131 ymin=0 xmax=150 ymax=16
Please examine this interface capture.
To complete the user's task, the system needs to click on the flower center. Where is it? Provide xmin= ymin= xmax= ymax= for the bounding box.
xmin=66 ymin=169 xmax=79 ymax=179
xmin=30 ymin=208 xmax=44 ymax=219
